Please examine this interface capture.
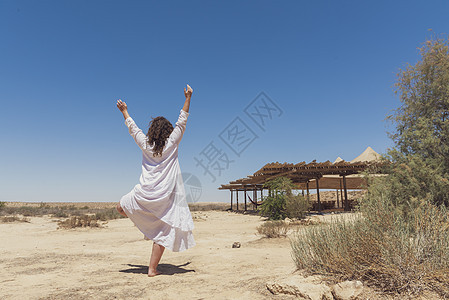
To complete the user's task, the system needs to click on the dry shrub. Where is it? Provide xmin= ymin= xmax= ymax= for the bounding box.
xmin=94 ymin=208 xmax=123 ymax=221
xmin=188 ymin=203 xmax=229 ymax=211
xmin=291 ymin=198 xmax=449 ymax=297
xmin=285 ymin=195 xmax=310 ymax=219
xmin=52 ymin=211 xmax=69 ymax=218
xmin=14 ymin=206 xmax=41 ymax=217
xmin=57 ymin=215 xmax=102 ymax=229
xmin=1 ymin=205 xmax=68 ymax=217
xmin=0 ymin=203 xmax=126 ymax=221
xmin=289 ymin=218 xmax=320 ymax=226
xmin=257 ymin=220 xmax=289 ymax=238
xmin=1 ymin=215 xmax=30 ymax=223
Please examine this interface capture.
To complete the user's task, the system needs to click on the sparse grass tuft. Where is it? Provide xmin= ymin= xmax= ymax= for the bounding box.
xmin=1 ymin=215 xmax=30 ymax=223
xmin=257 ymin=220 xmax=289 ymax=238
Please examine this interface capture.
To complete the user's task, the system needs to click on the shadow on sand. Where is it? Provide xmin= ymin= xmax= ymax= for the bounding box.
xmin=119 ymin=262 xmax=195 ymax=275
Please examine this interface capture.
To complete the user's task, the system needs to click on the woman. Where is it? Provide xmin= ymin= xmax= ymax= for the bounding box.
xmin=116 ymin=84 xmax=195 ymax=277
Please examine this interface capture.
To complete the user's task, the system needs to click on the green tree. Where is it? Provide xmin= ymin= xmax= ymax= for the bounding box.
xmin=291 ymin=35 xmax=449 ymax=297
xmin=383 ymin=35 xmax=449 ymax=207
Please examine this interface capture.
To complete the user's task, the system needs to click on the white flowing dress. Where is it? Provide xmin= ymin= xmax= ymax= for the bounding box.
xmin=119 ymin=109 xmax=195 ymax=252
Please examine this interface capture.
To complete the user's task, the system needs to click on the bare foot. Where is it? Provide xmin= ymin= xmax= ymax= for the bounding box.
xmin=148 ymin=269 xmax=161 ymax=277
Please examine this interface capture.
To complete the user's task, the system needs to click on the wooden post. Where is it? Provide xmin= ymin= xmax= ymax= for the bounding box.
xmin=343 ymin=175 xmax=349 ymax=211
xmin=236 ymin=190 xmax=239 ymax=211
xmin=230 ymin=189 xmax=233 ymax=210
xmin=340 ymin=178 xmax=344 ymax=207
xmin=316 ymin=177 xmax=321 ymax=212
xmin=302 ymin=189 xmax=304 ymax=196
xmin=336 ymin=189 xmax=339 ymax=209
xmin=253 ymin=189 xmax=256 ymax=210
xmin=306 ymin=181 xmax=310 ymax=202
xmin=244 ymin=189 xmax=247 ymax=211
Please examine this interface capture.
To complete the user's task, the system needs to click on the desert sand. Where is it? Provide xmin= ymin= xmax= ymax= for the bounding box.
xmin=0 ymin=207 xmax=314 ymax=299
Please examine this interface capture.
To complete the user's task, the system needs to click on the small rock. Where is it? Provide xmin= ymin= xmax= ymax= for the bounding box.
xmin=266 ymin=275 xmax=333 ymax=300
xmin=266 ymin=282 xmax=298 ymax=297
xmin=332 ymin=280 xmax=364 ymax=300
xmin=232 ymin=242 xmax=241 ymax=248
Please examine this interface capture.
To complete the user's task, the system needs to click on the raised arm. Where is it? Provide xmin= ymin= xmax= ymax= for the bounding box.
xmin=182 ymin=84 xmax=193 ymax=113
xmin=170 ymin=85 xmax=193 ymax=145
xmin=116 ymin=99 xmax=147 ymax=150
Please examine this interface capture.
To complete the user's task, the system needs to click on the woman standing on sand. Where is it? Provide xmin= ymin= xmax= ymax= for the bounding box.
xmin=116 ymin=85 xmax=195 ymax=277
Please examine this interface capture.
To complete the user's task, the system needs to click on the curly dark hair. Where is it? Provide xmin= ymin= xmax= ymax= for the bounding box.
xmin=146 ymin=116 xmax=174 ymax=157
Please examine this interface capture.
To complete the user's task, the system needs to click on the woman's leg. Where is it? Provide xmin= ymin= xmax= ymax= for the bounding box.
xmin=148 ymin=242 xmax=165 ymax=277
xmin=116 ymin=203 xmax=128 ymax=217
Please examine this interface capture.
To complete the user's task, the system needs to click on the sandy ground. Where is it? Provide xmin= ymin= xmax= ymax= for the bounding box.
xmin=0 ymin=210 xmax=322 ymax=300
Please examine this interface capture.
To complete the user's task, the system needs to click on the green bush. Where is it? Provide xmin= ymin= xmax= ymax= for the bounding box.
xmin=259 ymin=193 xmax=286 ymax=220
xmin=259 ymin=177 xmax=309 ymax=220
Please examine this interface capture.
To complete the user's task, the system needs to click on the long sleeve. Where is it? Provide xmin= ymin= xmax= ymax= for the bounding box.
xmin=125 ymin=117 xmax=147 ymax=150
xmin=169 ymin=109 xmax=189 ymax=145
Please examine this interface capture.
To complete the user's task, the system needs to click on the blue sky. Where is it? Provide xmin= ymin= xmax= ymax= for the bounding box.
xmin=1 ymin=0 xmax=448 ymax=203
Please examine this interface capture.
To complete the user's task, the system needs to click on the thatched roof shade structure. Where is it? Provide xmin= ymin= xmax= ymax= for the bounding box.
xmin=219 ymin=147 xmax=383 ymax=212
xmin=219 ymin=160 xmax=375 ymax=190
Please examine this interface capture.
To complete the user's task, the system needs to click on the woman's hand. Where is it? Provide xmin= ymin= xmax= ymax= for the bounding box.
xmin=117 ymin=99 xmax=130 ymax=120
xmin=184 ymin=84 xmax=193 ymax=99
xmin=117 ymin=99 xmax=128 ymax=112
xmin=182 ymin=84 xmax=193 ymax=113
